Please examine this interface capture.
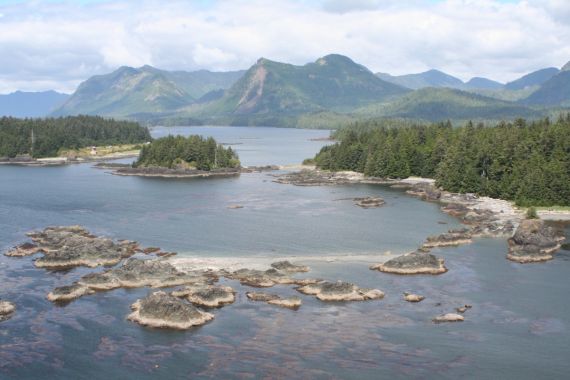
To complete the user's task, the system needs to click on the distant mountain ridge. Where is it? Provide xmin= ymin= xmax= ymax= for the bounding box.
xmin=53 ymin=66 xmax=244 ymax=118
xmin=0 ymin=91 xmax=69 ymax=117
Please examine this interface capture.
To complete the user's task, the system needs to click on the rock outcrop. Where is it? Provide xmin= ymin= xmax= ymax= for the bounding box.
xmin=423 ymin=228 xmax=472 ymax=248
xmin=353 ymin=196 xmax=385 ymax=208
xmin=128 ymin=291 xmax=214 ymax=329
xmin=0 ymin=300 xmax=16 ymax=322
xmin=406 ymin=183 xmax=442 ymax=201
xmin=11 ymin=226 xmax=138 ymax=269
xmin=433 ymin=313 xmax=464 ymax=323
xmin=370 ymin=251 xmax=447 ymax=275
xmin=297 ymin=281 xmax=384 ymax=302
xmin=270 ymin=261 xmax=310 ymax=273
xmin=172 ymin=285 xmax=235 ymax=308
xmin=47 ymin=283 xmax=95 ymax=302
xmin=246 ymin=292 xmax=302 ymax=309
xmin=403 ymin=292 xmax=425 ymax=302
xmin=225 ymin=268 xmax=319 ymax=288
xmin=507 ymin=219 xmax=565 ymax=263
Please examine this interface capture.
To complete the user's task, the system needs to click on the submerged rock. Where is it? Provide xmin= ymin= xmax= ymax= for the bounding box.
xmin=423 ymin=228 xmax=472 ymax=248
xmin=172 ymin=285 xmax=235 ymax=308
xmin=128 ymin=291 xmax=214 ymax=330
xmin=297 ymin=281 xmax=384 ymax=302
xmin=0 ymin=300 xmax=16 ymax=322
xmin=353 ymin=196 xmax=385 ymax=208
xmin=403 ymin=292 xmax=425 ymax=302
xmin=47 ymin=283 xmax=95 ymax=302
xmin=4 ymin=242 xmax=43 ymax=257
xmin=456 ymin=304 xmax=472 ymax=313
xmin=433 ymin=313 xmax=464 ymax=323
xmin=18 ymin=226 xmax=138 ymax=269
xmin=370 ymin=251 xmax=447 ymax=275
xmin=270 ymin=261 xmax=310 ymax=273
xmin=246 ymin=292 xmax=281 ymax=302
xmin=507 ymin=219 xmax=565 ymax=263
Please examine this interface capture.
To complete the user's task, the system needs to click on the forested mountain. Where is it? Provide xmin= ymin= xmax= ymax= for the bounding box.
xmin=522 ymin=63 xmax=570 ymax=106
xmin=0 ymin=115 xmax=151 ymax=158
xmin=462 ymin=77 xmax=503 ymax=90
xmin=376 ymin=69 xmax=464 ymax=90
xmin=354 ymin=88 xmax=537 ymax=121
xmin=135 ymin=135 xmax=240 ymax=170
xmin=0 ymin=91 xmax=69 ymax=117
xmin=313 ymin=115 xmax=570 ymax=206
xmin=504 ymin=67 xmax=559 ymax=90
xmin=53 ymin=66 xmax=244 ymax=118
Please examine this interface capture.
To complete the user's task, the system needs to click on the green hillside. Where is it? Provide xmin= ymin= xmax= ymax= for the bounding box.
xmin=522 ymin=65 xmax=570 ymax=106
xmin=354 ymin=87 xmax=538 ymax=121
xmin=53 ymin=66 xmax=244 ymax=118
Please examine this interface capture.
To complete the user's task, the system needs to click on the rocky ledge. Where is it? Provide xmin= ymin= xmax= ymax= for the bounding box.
xmin=370 ymin=251 xmax=448 ymax=275
xmin=296 ymin=281 xmax=384 ymax=302
xmin=423 ymin=228 xmax=472 ymax=248
xmin=172 ymin=285 xmax=235 ymax=308
xmin=112 ymin=167 xmax=241 ymax=179
xmin=507 ymin=219 xmax=565 ymax=263
xmin=273 ymin=170 xmax=389 ymax=187
xmin=128 ymin=291 xmax=214 ymax=330
xmin=5 ymin=226 xmax=138 ymax=269
xmin=246 ymin=292 xmax=302 ymax=309
xmin=0 ymin=300 xmax=16 ymax=322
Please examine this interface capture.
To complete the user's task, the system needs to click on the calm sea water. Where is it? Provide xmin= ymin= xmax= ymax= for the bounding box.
xmin=0 ymin=126 xmax=569 ymax=379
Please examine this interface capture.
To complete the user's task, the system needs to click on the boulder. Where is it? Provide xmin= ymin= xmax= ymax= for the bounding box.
xmin=371 ymin=251 xmax=447 ymax=275
xmin=433 ymin=313 xmax=464 ymax=323
xmin=403 ymin=292 xmax=425 ymax=302
xmin=128 ymin=291 xmax=214 ymax=329
xmin=406 ymin=183 xmax=441 ymax=201
xmin=0 ymin=300 xmax=16 ymax=322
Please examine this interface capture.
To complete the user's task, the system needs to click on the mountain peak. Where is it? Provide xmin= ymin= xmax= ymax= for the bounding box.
xmin=317 ymin=54 xmax=355 ymax=65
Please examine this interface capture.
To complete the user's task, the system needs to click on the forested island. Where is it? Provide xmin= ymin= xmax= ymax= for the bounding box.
xmin=0 ymin=115 xmax=151 ymax=158
xmin=312 ymin=115 xmax=570 ymax=206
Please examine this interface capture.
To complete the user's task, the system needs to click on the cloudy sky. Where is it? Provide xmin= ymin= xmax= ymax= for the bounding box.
xmin=0 ymin=0 xmax=569 ymax=93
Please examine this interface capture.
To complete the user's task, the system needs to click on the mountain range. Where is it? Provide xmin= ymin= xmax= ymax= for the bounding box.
xmin=0 ymin=91 xmax=69 ymax=118
xmin=4 ymin=55 xmax=569 ymax=126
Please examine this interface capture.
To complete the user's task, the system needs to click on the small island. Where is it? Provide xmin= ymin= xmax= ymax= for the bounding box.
xmin=111 ymin=134 xmax=242 ymax=178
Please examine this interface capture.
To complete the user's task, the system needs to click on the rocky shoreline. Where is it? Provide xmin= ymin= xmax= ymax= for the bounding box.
xmin=0 ymin=152 xmax=139 ymax=167
xmin=111 ymin=167 xmax=242 ymax=179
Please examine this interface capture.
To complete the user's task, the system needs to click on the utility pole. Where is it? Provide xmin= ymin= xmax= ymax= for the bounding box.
xmin=31 ymin=128 xmax=35 ymax=157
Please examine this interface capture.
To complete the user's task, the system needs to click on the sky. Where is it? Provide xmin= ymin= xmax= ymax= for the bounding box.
xmin=0 ymin=0 xmax=569 ymax=94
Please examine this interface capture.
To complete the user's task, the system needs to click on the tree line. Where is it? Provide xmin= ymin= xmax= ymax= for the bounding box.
xmin=314 ymin=115 xmax=570 ymax=206
xmin=134 ymin=135 xmax=240 ymax=170
xmin=0 ymin=115 xmax=151 ymax=158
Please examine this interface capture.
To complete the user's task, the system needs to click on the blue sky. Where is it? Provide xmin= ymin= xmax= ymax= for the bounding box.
xmin=0 ymin=0 xmax=568 ymax=93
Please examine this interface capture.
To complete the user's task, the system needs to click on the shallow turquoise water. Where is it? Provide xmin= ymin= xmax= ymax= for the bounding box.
xmin=0 ymin=126 xmax=569 ymax=379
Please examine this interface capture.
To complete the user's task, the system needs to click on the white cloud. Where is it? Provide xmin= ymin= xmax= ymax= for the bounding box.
xmin=0 ymin=0 xmax=568 ymax=93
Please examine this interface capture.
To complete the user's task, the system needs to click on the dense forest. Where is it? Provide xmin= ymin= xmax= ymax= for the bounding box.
xmin=314 ymin=115 xmax=570 ymax=206
xmin=134 ymin=135 xmax=240 ymax=170
xmin=0 ymin=115 xmax=151 ymax=158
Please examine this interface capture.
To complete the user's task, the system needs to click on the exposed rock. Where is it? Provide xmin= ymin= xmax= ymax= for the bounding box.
xmin=113 ymin=167 xmax=241 ymax=179
xmin=142 ymin=247 xmax=161 ymax=254
xmin=507 ymin=219 xmax=565 ymax=263
xmin=423 ymin=228 xmax=472 ymax=248
xmin=227 ymin=205 xmax=244 ymax=209
xmin=226 ymin=267 xmax=318 ymax=288
xmin=270 ymin=260 xmax=310 ymax=273
xmin=128 ymin=291 xmax=214 ymax=330
xmin=403 ymin=292 xmax=425 ymax=302
xmin=172 ymin=285 xmax=235 ymax=308
xmin=4 ymin=242 xmax=43 ymax=257
xmin=456 ymin=304 xmax=472 ymax=313
xmin=79 ymin=258 xmax=215 ymax=291
xmin=0 ymin=300 xmax=16 ymax=322
xmin=440 ymin=202 xmax=470 ymax=217
xmin=241 ymin=165 xmax=280 ymax=173
xmin=20 ymin=226 xmax=138 ymax=269
xmin=297 ymin=281 xmax=384 ymax=302
xmin=370 ymin=251 xmax=447 ymax=275
xmin=433 ymin=313 xmax=465 ymax=323
xmin=246 ymin=292 xmax=281 ymax=302
xmin=406 ymin=183 xmax=441 ymax=201
xmin=246 ymin=292 xmax=302 ymax=309
xmin=353 ymin=196 xmax=385 ymax=208
xmin=47 ymin=283 xmax=95 ymax=302
xmin=267 ymin=297 xmax=302 ymax=309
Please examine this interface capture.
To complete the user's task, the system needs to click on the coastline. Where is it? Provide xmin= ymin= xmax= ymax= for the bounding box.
xmin=0 ymin=151 xmax=139 ymax=167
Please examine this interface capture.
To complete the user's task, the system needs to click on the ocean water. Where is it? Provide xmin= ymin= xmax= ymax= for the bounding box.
xmin=0 ymin=126 xmax=569 ymax=379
